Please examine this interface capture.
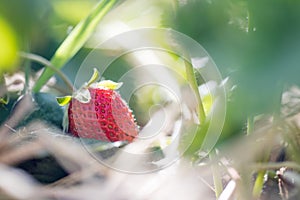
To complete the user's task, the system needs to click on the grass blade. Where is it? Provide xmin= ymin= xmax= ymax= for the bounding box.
xmin=184 ymin=59 xmax=206 ymax=124
xmin=33 ymin=0 xmax=119 ymax=92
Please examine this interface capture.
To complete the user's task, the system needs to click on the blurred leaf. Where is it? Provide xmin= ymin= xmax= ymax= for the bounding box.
xmin=181 ymin=122 xmax=210 ymax=159
xmin=202 ymin=93 xmax=213 ymax=115
xmin=0 ymin=16 xmax=19 ymax=74
xmin=19 ymin=93 xmax=64 ymax=129
xmin=16 ymin=156 xmax=69 ymax=184
xmin=52 ymin=0 xmax=96 ymax=25
xmin=33 ymin=0 xmax=119 ymax=92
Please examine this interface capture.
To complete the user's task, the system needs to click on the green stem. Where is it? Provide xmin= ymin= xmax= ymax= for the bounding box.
xmin=33 ymin=0 xmax=119 ymax=92
xmin=252 ymin=148 xmax=271 ymax=198
xmin=19 ymin=52 xmax=75 ymax=93
xmin=247 ymin=115 xmax=254 ymax=135
xmin=184 ymin=60 xmax=206 ymax=124
xmin=252 ymin=170 xmax=266 ymax=198
xmin=210 ymin=151 xmax=223 ymax=198
xmin=247 ymin=114 xmax=265 ymax=198
xmin=252 ymin=83 xmax=284 ymax=198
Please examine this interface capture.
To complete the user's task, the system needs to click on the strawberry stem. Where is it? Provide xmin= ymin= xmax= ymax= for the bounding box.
xmin=19 ymin=52 xmax=75 ymax=93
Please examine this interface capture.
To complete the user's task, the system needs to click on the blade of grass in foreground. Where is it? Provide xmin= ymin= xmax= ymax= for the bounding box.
xmin=184 ymin=59 xmax=206 ymax=124
xmin=33 ymin=0 xmax=119 ymax=92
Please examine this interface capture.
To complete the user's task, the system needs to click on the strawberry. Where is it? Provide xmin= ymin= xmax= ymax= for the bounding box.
xmin=57 ymin=69 xmax=138 ymax=143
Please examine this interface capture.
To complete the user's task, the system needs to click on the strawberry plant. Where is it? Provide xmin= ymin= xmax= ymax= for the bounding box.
xmin=0 ymin=0 xmax=300 ymax=200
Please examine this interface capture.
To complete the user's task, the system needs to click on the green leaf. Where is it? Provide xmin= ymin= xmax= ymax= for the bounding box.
xmin=0 ymin=16 xmax=19 ymax=75
xmin=56 ymin=95 xmax=72 ymax=106
xmin=33 ymin=0 xmax=119 ymax=92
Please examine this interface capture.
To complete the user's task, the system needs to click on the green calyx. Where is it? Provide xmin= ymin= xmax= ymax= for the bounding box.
xmin=56 ymin=68 xmax=122 ymax=106
xmin=87 ymin=68 xmax=100 ymax=87
xmin=56 ymin=95 xmax=72 ymax=106
xmin=90 ymin=80 xmax=123 ymax=90
xmin=87 ymin=68 xmax=123 ymax=90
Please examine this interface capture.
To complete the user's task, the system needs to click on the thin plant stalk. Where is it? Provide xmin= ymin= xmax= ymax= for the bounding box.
xmin=210 ymin=150 xmax=223 ymax=198
xmin=251 ymin=128 xmax=269 ymax=198
xmin=246 ymin=115 xmax=265 ymax=198
xmin=252 ymin=170 xmax=266 ymax=198
xmin=247 ymin=116 xmax=254 ymax=135
xmin=252 ymin=83 xmax=284 ymax=198
xmin=19 ymin=52 xmax=75 ymax=93
xmin=184 ymin=60 xmax=206 ymax=124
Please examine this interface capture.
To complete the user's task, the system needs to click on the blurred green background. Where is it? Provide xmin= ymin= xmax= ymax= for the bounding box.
xmin=1 ymin=0 xmax=300 ymax=142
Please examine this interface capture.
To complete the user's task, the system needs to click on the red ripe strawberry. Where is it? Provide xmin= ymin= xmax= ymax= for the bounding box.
xmin=67 ymin=86 xmax=138 ymax=142
xmin=57 ymin=70 xmax=139 ymax=143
